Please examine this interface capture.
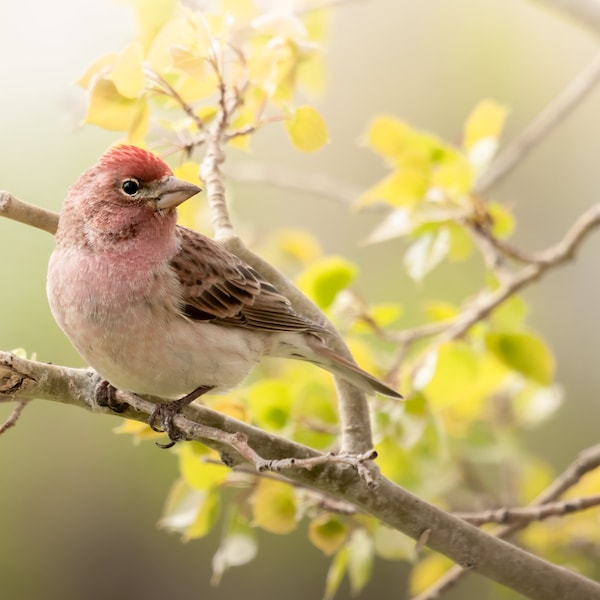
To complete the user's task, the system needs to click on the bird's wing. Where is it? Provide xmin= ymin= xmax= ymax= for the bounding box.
xmin=171 ymin=226 xmax=326 ymax=333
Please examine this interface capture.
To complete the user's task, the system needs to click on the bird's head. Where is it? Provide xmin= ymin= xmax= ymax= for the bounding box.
xmin=57 ymin=145 xmax=201 ymax=252
xmin=96 ymin=145 xmax=201 ymax=212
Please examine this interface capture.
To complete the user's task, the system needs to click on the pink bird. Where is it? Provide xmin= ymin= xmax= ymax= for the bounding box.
xmin=47 ymin=145 xmax=401 ymax=445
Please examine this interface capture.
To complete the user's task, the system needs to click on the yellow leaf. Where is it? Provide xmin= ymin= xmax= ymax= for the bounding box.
xmin=204 ymin=395 xmax=249 ymax=422
xmin=110 ymin=43 xmax=145 ymax=98
xmin=309 ymin=514 xmax=349 ymax=556
xmin=128 ymin=0 xmax=178 ymax=50
xmin=410 ymin=554 xmax=454 ymax=595
xmin=430 ymin=154 xmax=474 ymax=198
xmin=274 ymin=229 xmax=322 ymax=265
xmin=358 ymin=164 xmax=429 ymax=208
xmin=84 ymin=77 xmax=139 ymax=131
xmin=77 ymin=53 xmax=118 ymax=89
xmin=183 ymin=487 xmax=220 ymax=541
xmin=146 ymin=17 xmax=196 ymax=72
xmin=169 ymin=46 xmax=207 ymax=81
xmin=127 ymin=100 xmax=150 ymax=144
xmin=285 ymin=105 xmax=329 ymax=152
xmin=463 ymin=99 xmax=508 ymax=150
xmin=113 ymin=419 xmax=164 ymax=444
xmin=177 ymin=443 xmax=228 ymax=491
xmin=252 ymin=479 xmax=297 ymax=534
xmin=365 ymin=116 xmax=412 ymax=158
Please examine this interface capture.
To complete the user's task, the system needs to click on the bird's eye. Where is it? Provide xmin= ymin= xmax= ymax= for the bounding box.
xmin=121 ymin=179 xmax=140 ymax=195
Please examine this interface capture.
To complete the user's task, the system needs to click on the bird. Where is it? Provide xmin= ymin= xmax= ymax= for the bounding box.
xmin=47 ymin=145 xmax=402 ymax=445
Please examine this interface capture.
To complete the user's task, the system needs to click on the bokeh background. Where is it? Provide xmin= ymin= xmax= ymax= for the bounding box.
xmin=2 ymin=1 xmax=600 ymax=598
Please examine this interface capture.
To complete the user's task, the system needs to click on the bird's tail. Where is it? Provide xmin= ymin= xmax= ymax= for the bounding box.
xmin=276 ymin=334 xmax=403 ymax=399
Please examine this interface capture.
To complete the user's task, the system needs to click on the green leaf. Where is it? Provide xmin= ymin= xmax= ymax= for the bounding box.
xmin=490 ymin=294 xmax=528 ymax=331
xmin=488 ymin=201 xmax=515 ymax=238
xmin=485 ymin=332 xmax=555 ymax=385
xmin=251 ymin=478 xmax=297 ymax=534
xmin=246 ymin=379 xmax=292 ymax=431
xmin=309 ymin=514 xmax=349 ymax=556
xmin=296 ymin=256 xmax=357 ymax=309
xmin=285 ymin=105 xmax=329 ymax=152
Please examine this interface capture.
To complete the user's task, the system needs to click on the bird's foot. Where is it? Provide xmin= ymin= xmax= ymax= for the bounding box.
xmin=95 ymin=380 xmax=127 ymax=413
xmin=148 ymin=402 xmax=189 ymax=449
xmin=148 ymin=385 xmax=214 ymax=449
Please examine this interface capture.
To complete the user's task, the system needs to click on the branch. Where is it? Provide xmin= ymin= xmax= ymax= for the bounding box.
xmin=0 ymin=399 xmax=27 ymax=435
xmin=193 ymin=42 xmax=375 ymax=454
xmin=412 ymin=443 xmax=600 ymax=600
xmin=0 ymin=192 xmax=58 ymax=234
xmin=474 ymin=49 xmax=600 ymax=194
xmin=2 ymin=351 xmax=600 ymax=600
xmin=532 ymin=0 xmax=600 ymax=35
xmin=412 ymin=202 xmax=600 ymax=375
xmin=455 ymin=494 xmax=600 ymax=526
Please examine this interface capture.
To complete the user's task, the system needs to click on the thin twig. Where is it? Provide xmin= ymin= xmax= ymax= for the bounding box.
xmin=475 ymin=49 xmax=600 ymax=194
xmin=0 ymin=399 xmax=27 ymax=435
xmin=144 ymin=69 xmax=206 ymax=132
xmin=455 ymin=494 xmax=600 ymax=526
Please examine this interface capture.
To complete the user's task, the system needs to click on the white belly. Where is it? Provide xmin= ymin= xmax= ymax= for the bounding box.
xmin=47 ymin=249 xmax=266 ymax=398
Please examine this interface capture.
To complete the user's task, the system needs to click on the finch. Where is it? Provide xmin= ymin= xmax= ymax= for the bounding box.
xmin=47 ymin=145 xmax=401 ymax=442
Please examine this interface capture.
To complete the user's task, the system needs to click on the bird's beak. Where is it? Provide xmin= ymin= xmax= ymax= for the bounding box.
xmin=154 ymin=176 xmax=202 ymax=210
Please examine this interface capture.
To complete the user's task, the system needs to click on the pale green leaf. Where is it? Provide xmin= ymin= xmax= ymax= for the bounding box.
xmin=247 ymin=379 xmax=292 ymax=431
xmin=252 ymin=479 xmax=297 ymax=534
xmin=308 ymin=514 xmax=349 ymax=556
xmin=296 ymin=256 xmax=357 ymax=309
xmin=485 ymin=331 xmax=555 ymax=385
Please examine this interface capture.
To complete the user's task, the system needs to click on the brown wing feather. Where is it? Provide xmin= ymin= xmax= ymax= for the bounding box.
xmin=172 ymin=226 xmax=326 ymax=334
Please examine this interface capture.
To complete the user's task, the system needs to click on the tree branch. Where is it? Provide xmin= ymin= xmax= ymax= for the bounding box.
xmin=532 ymin=0 xmax=600 ymax=36
xmin=1 ymin=350 xmax=600 ymax=600
xmin=412 ymin=442 xmax=600 ymax=600
xmin=0 ymin=192 xmax=58 ymax=234
xmin=455 ymin=494 xmax=600 ymax=526
xmin=474 ymin=49 xmax=600 ymax=194
xmin=411 ymin=202 xmax=600 ymax=378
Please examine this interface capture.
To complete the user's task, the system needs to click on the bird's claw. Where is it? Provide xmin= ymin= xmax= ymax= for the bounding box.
xmin=148 ymin=403 xmax=188 ymax=449
xmin=95 ymin=380 xmax=127 ymax=413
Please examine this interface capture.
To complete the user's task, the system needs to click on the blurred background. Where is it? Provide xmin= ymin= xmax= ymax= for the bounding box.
xmin=1 ymin=0 xmax=600 ymax=598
